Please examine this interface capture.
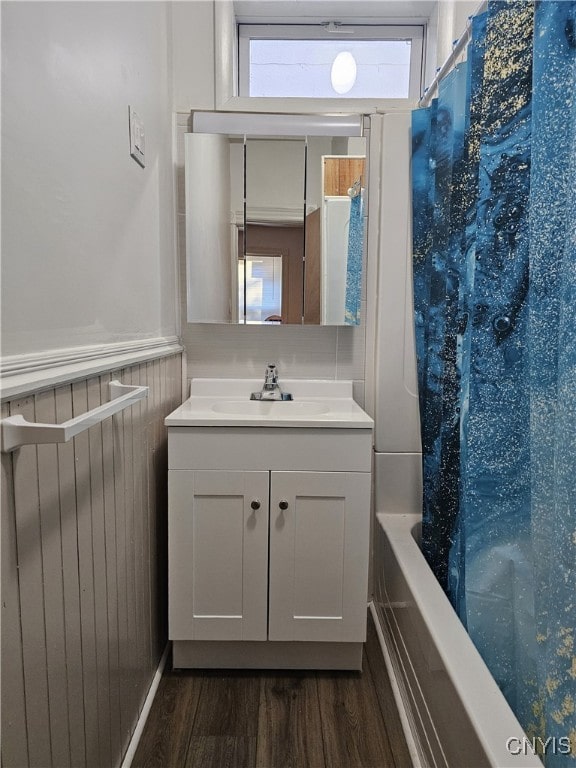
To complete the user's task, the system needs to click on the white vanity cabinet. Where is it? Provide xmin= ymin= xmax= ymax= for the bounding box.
xmin=169 ymin=469 xmax=270 ymax=643
xmin=169 ymin=467 xmax=370 ymax=643
xmin=268 ymin=470 xmax=371 ymax=643
xmin=165 ymin=379 xmax=374 ymax=670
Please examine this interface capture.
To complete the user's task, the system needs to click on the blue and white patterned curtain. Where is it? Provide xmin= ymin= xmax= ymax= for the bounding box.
xmin=345 ymin=191 xmax=363 ymax=325
xmin=411 ymin=2 xmax=576 ymax=763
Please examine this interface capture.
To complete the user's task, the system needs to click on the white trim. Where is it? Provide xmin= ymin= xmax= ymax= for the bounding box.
xmin=121 ymin=643 xmax=170 ymax=768
xmin=218 ymin=96 xmax=417 ymax=114
xmin=369 ymin=600 xmax=421 ymax=767
xmin=238 ymin=23 xmax=424 ymax=100
xmin=363 ymin=112 xmax=383 ymax=420
xmin=1 ymin=337 xmax=184 ymax=400
xmin=192 ymin=111 xmax=364 ymax=136
xmin=239 ymin=23 xmax=425 ymax=41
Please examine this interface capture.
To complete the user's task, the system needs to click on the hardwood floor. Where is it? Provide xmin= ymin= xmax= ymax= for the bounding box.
xmin=132 ymin=613 xmax=411 ymax=768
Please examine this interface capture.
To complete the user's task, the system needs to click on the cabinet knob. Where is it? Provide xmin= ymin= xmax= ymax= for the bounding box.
xmin=250 ymin=500 xmax=261 ymax=510
xmin=279 ymin=500 xmax=289 ymax=511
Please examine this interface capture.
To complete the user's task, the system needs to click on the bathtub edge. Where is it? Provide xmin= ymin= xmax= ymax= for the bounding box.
xmin=375 ymin=511 xmax=544 ymax=768
xmin=368 ymin=600 xmax=422 ymax=767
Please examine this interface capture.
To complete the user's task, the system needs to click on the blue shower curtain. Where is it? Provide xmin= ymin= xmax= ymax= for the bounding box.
xmin=412 ymin=2 xmax=576 ymax=764
xmin=345 ymin=191 xmax=363 ymax=324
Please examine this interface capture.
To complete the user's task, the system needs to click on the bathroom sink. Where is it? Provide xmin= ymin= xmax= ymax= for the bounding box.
xmin=164 ymin=378 xmax=374 ymax=429
xmin=211 ymin=400 xmax=328 ymax=416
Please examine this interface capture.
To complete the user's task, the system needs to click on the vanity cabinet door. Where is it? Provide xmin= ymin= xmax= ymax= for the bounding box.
xmin=169 ymin=470 xmax=269 ymax=642
xmin=268 ymin=471 xmax=370 ymax=643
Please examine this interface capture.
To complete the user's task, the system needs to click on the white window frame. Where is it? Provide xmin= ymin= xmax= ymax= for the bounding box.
xmin=238 ymin=23 xmax=424 ymax=101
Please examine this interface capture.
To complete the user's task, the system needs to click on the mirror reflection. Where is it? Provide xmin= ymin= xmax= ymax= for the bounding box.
xmin=243 ymin=137 xmax=306 ymax=324
xmin=185 ymin=131 xmax=365 ymax=325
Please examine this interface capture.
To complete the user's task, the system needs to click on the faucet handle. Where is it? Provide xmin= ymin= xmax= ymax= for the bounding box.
xmin=265 ymin=364 xmax=278 ymax=383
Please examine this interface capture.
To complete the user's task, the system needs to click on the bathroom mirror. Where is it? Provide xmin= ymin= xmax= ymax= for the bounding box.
xmin=185 ymin=129 xmax=366 ymax=325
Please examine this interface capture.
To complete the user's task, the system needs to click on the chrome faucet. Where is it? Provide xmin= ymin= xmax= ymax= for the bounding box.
xmin=250 ymin=364 xmax=293 ymax=401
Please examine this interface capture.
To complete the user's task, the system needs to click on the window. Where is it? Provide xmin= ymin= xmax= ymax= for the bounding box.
xmin=238 ymin=24 xmax=424 ymax=100
xmin=239 ymin=254 xmax=283 ymax=324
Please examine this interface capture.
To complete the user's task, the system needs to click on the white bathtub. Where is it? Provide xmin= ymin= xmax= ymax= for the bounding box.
xmin=372 ymin=512 xmax=543 ymax=768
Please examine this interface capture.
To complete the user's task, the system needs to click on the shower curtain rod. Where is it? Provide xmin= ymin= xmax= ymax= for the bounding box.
xmin=419 ymin=0 xmax=488 ymax=108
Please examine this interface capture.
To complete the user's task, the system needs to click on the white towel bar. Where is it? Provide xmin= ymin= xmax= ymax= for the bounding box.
xmin=1 ymin=380 xmax=149 ymax=452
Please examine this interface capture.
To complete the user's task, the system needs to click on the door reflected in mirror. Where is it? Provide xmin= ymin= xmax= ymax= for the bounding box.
xmin=185 ymin=130 xmax=366 ymax=326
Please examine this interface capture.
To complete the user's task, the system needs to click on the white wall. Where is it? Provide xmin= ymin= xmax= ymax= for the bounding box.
xmin=372 ymin=112 xmax=423 ymax=516
xmin=171 ymin=0 xmax=215 ymax=111
xmin=434 ymin=0 xmax=478 ymax=68
xmin=1 ymin=1 xmax=178 ymax=359
xmin=246 ymin=140 xmax=306 ymax=211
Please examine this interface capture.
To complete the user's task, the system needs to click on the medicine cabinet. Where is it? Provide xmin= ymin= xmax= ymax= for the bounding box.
xmin=185 ymin=112 xmax=367 ymax=326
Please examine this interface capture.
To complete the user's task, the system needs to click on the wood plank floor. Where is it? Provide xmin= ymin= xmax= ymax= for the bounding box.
xmin=132 ymin=613 xmax=411 ymax=768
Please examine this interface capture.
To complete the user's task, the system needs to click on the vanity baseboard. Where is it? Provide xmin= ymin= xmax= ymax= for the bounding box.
xmin=172 ymin=640 xmax=364 ymax=670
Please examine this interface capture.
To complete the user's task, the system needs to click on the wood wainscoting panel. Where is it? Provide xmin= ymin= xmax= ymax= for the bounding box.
xmin=1 ymin=353 xmax=183 ymax=768
xmin=1 ymin=402 xmax=29 ymax=766
xmin=55 ymin=384 xmax=88 ymax=767
xmin=35 ymin=389 xmax=74 ymax=768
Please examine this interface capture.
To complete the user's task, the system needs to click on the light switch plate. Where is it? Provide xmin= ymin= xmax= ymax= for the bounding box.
xmin=129 ymin=106 xmax=145 ymax=168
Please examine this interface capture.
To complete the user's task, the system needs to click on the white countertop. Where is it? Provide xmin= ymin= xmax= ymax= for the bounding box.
xmin=164 ymin=379 xmax=374 ymax=429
